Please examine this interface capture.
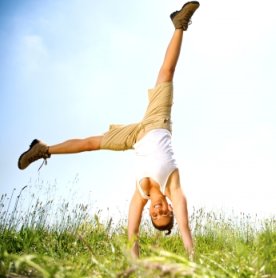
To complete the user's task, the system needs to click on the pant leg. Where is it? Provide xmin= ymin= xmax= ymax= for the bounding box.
xmin=100 ymin=123 xmax=141 ymax=150
xmin=138 ymin=82 xmax=173 ymax=136
xmin=100 ymin=82 xmax=173 ymax=150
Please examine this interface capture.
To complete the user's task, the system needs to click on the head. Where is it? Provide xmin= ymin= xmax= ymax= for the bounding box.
xmin=149 ymin=199 xmax=174 ymax=235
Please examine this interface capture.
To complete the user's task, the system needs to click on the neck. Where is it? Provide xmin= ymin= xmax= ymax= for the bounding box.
xmin=149 ymin=185 xmax=165 ymax=202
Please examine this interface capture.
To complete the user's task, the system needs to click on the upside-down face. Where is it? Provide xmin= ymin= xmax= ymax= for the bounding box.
xmin=149 ymin=199 xmax=173 ymax=227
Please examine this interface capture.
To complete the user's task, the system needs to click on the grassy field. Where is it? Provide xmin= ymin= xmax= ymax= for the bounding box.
xmin=0 ymin=185 xmax=275 ymax=277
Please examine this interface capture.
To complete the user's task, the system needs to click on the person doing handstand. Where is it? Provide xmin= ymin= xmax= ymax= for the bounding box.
xmin=18 ymin=1 xmax=200 ymax=258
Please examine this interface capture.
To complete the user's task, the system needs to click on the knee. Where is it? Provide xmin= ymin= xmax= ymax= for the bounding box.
xmin=83 ymin=137 xmax=102 ymax=151
xmin=158 ymin=67 xmax=175 ymax=83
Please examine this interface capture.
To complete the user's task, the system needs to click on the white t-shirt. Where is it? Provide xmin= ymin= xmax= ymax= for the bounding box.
xmin=133 ymin=129 xmax=178 ymax=198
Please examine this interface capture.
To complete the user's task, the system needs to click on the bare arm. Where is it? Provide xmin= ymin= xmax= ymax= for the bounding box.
xmin=128 ymin=188 xmax=148 ymax=259
xmin=167 ymin=170 xmax=194 ymax=257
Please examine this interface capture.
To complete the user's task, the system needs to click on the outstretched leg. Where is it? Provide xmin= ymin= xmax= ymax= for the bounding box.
xmin=156 ymin=1 xmax=199 ymax=85
xmin=48 ymin=136 xmax=103 ymax=154
xmin=156 ymin=29 xmax=184 ymax=85
xmin=18 ymin=136 xmax=103 ymax=170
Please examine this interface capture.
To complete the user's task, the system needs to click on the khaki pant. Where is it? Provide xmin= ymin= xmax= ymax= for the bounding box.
xmin=100 ymin=82 xmax=173 ymax=151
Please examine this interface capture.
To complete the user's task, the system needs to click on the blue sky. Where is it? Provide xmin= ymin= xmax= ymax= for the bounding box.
xmin=1 ymin=0 xmax=275 ymax=221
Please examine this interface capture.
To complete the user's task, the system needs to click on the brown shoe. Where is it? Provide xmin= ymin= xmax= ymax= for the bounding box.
xmin=170 ymin=1 xmax=200 ymax=31
xmin=18 ymin=139 xmax=51 ymax=170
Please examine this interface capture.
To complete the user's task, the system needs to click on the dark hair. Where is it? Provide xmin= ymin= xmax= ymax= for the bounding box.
xmin=151 ymin=214 xmax=174 ymax=235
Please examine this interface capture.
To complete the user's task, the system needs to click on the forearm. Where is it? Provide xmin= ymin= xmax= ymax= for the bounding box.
xmin=128 ymin=224 xmax=140 ymax=259
xmin=127 ymin=189 xmax=147 ymax=259
xmin=175 ymin=205 xmax=193 ymax=254
xmin=171 ymin=188 xmax=194 ymax=255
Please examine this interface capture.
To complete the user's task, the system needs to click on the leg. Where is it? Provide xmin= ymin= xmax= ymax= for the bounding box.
xmin=156 ymin=1 xmax=200 ymax=85
xmin=18 ymin=135 xmax=103 ymax=170
xmin=18 ymin=121 xmax=140 ymax=169
xmin=48 ymin=136 xmax=103 ymax=154
xmin=156 ymin=29 xmax=184 ymax=85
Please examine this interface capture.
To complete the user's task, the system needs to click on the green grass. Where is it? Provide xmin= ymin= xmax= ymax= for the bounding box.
xmin=0 ymin=185 xmax=275 ymax=277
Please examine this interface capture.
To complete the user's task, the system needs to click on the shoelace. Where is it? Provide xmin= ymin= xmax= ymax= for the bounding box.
xmin=38 ymin=158 xmax=48 ymax=171
xmin=183 ymin=11 xmax=193 ymax=29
